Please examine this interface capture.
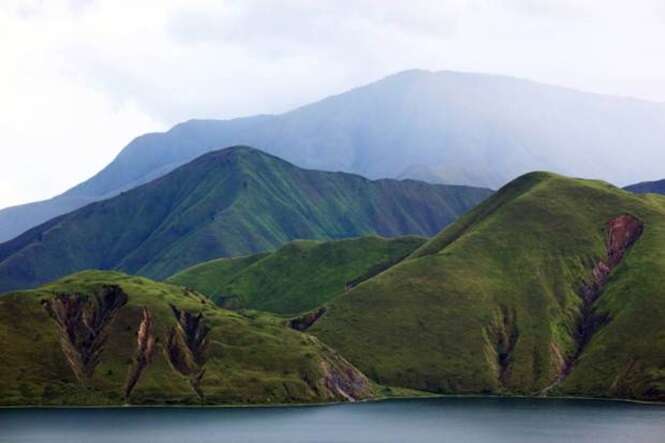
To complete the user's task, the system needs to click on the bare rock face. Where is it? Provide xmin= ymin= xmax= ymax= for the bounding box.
xmin=582 ymin=215 xmax=644 ymax=302
xmin=42 ymin=285 xmax=128 ymax=383
xmin=165 ymin=305 xmax=210 ymax=400
xmin=299 ymin=336 xmax=374 ymax=402
xmin=289 ymin=307 xmax=327 ymax=331
xmin=318 ymin=357 xmax=373 ymax=402
xmin=606 ymin=215 xmax=644 ymax=267
xmin=485 ymin=305 xmax=519 ymax=388
xmin=124 ymin=307 xmax=156 ymax=400
xmin=561 ymin=214 xmax=644 ymax=384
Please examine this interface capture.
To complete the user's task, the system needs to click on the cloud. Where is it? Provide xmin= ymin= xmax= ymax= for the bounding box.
xmin=1 ymin=0 xmax=665 ymax=209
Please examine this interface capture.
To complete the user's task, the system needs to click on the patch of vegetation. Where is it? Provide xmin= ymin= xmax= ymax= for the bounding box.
xmin=168 ymin=236 xmax=426 ymax=315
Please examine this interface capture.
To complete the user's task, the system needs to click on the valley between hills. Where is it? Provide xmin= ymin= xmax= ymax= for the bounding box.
xmin=2 ymin=149 xmax=665 ymax=407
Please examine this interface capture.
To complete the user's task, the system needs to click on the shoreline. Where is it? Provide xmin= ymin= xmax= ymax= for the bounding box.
xmin=2 ymin=392 xmax=664 ymax=410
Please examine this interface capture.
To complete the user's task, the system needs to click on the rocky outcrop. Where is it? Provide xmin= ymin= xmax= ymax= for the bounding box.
xmin=560 ymin=214 xmax=644 ymax=384
xmin=165 ymin=305 xmax=210 ymax=400
xmin=300 ymin=336 xmax=374 ymax=402
xmin=42 ymin=285 xmax=128 ymax=382
xmin=485 ymin=305 xmax=519 ymax=387
xmin=289 ymin=307 xmax=327 ymax=331
xmin=580 ymin=215 xmax=644 ymax=304
xmin=124 ymin=307 xmax=156 ymax=400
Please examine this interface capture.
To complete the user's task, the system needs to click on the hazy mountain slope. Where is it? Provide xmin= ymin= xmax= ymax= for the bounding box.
xmin=0 ymin=146 xmax=490 ymax=293
xmin=3 ymin=69 xmax=665 ymax=242
xmin=625 ymin=179 xmax=665 ymax=195
xmin=311 ymin=172 xmax=665 ymax=402
xmin=167 ymin=236 xmax=426 ymax=315
xmin=0 ymin=271 xmax=374 ymax=406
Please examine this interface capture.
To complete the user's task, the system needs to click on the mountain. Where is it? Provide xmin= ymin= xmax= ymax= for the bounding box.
xmin=0 ymin=271 xmax=375 ymax=406
xmin=167 ymin=236 xmax=426 ymax=315
xmin=3 ymin=69 xmax=665 ymax=242
xmin=0 ymin=146 xmax=490 ymax=293
xmin=308 ymin=172 xmax=665 ymax=403
xmin=625 ymin=179 xmax=665 ymax=195
xmin=4 ymin=172 xmax=665 ymax=405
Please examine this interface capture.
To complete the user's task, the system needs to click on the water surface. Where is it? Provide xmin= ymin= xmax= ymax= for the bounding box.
xmin=2 ymin=397 xmax=664 ymax=443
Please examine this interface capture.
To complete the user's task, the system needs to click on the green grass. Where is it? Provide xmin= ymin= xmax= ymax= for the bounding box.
xmin=167 ymin=252 xmax=270 ymax=301
xmin=167 ymin=236 xmax=426 ymax=315
xmin=0 ymin=270 xmax=374 ymax=406
xmin=0 ymin=146 xmax=491 ymax=293
xmin=312 ymin=172 xmax=665 ymax=402
xmin=7 ymin=168 xmax=665 ymax=405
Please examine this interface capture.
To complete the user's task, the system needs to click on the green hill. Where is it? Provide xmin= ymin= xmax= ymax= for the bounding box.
xmin=311 ymin=172 xmax=665 ymax=402
xmin=167 ymin=236 xmax=426 ymax=315
xmin=0 ymin=146 xmax=491 ymax=293
xmin=0 ymin=271 xmax=375 ymax=406
xmin=4 ymin=171 xmax=665 ymax=405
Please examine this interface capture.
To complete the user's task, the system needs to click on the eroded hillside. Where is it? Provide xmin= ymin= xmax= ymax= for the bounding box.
xmin=0 ymin=271 xmax=374 ymax=406
xmin=311 ymin=173 xmax=665 ymax=402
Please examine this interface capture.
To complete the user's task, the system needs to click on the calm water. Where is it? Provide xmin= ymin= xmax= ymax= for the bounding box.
xmin=1 ymin=397 xmax=664 ymax=443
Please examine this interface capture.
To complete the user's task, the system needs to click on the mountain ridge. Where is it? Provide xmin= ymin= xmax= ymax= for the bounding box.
xmin=625 ymin=179 xmax=665 ymax=195
xmin=0 ymin=146 xmax=490 ymax=293
xmin=3 ymin=171 xmax=665 ymax=405
xmin=310 ymin=172 xmax=665 ymax=402
xmin=2 ymin=69 xmax=665 ymax=241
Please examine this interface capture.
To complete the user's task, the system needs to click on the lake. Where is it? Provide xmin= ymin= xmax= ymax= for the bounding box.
xmin=1 ymin=397 xmax=664 ymax=443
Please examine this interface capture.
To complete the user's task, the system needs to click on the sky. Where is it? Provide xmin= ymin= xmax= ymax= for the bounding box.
xmin=1 ymin=0 xmax=665 ymax=210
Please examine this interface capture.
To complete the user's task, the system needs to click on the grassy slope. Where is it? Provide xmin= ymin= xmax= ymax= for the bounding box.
xmin=311 ymin=172 xmax=665 ymax=402
xmin=167 ymin=236 xmax=426 ymax=315
xmin=0 ymin=146 xmax=491 ymax=293
xmin=0 ymin=271 xmax=374 ymax=406
xmin=167 ymin=253 xmax=270 ymax=301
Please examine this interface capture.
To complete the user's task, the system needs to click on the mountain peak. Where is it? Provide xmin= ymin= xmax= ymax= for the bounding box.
xmin=409 ymin=171 xmax=613 ymax=259
xmin=312 ymin=164 xmax=665 ymax=402
xmin=0 ymin=148 xmax=491 ymax=292
xmin=3 ymin=69 xmax=665 ymax=242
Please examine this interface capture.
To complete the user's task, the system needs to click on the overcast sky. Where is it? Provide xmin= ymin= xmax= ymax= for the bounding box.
xmin=1 ymin=0 xmax=665 ymax=210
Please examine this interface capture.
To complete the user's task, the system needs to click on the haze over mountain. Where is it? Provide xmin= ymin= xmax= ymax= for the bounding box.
xmin=2 ymin=69 xmax=665 ymax=242
xmin=625 ymin=179 xmax=665 ymax=195
xmin=0 ymin=146 xmax=489 ymax=293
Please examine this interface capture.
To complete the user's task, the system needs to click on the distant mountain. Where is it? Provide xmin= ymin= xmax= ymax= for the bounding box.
xmin=311 ymin=172 xmax=665 ymax=402
xmin=3 ymin=69 xmax=665 ymax=242
xmin=167 ymin=236 xmax=426 ymax=315
xmin=624 ymin=179 xmax=665 ymax=195
xmin=0 ymin=146 xmax=490 ymax=293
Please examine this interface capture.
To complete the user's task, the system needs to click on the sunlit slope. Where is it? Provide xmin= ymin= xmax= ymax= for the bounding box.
xmin=168 ymin=236 xmax=425 ymax=315
xmin=312 ymin=172 xmax=665 ymax=402
xmin=0 ymin=271 xmax=374 ymax=406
